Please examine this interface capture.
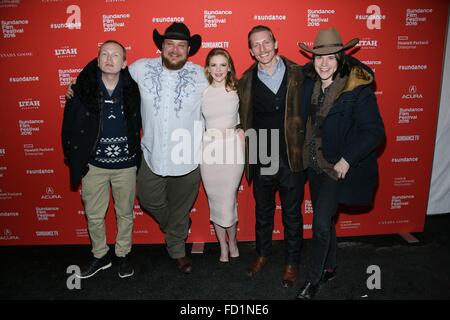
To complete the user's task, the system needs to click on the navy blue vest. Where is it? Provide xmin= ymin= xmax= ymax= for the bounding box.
xmin=252 ymin=67 xmax=288 ymax=162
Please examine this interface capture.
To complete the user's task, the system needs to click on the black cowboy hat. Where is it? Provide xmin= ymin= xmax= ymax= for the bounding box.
xmin=153 ymin=22 xmax=202 ymax=56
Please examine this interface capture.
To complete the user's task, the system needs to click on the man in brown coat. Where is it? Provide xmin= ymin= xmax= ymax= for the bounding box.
xmin=238 ymin=25 xmax=306 ymax=287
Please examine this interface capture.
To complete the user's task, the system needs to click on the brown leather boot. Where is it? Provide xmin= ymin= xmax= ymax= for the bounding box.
xmin=247 ymin=256 xmax=268 ymax=277
xmin=281 ymin=264 xmax=298 ymax=287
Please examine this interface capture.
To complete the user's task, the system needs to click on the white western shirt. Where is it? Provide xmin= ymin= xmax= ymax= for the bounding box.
xmin=129 ymin=58 xmax=208 ymax=176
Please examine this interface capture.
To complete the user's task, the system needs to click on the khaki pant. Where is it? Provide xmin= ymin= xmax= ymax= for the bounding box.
xmin=137 ymin=158 xmax=200 ymax=259
xmin=81 ymin=164 xmax=136 ymax=258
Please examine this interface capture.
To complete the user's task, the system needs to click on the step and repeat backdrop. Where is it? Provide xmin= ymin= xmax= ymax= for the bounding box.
xmin=0 ymin=0 xmax=448 ymax=245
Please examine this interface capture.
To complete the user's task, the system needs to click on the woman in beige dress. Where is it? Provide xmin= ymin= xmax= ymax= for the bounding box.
xmin=201 ymin=48 xmax=244 ymax=262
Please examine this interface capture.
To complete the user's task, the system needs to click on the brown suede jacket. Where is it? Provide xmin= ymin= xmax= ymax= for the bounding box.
xmin=238 ymin=56 xmax=305 ymax=182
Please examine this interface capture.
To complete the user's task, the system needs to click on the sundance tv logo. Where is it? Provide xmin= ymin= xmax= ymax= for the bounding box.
xmin=36 ymin=230 xmax=59 ymax=237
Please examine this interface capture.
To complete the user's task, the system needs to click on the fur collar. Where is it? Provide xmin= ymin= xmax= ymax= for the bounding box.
xmin=303 ymin=56 xmax=374 ymax=95
xmin=73 ymin=58 xmax=139 ymax=115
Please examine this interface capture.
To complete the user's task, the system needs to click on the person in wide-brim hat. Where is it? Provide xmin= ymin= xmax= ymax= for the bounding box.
xmin=298 ymin=27 xmax=359 ymax=55
xmin=153 ymin=22 xmax=202 ymax=56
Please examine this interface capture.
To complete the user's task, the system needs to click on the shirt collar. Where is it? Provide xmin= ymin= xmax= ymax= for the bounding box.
xmin=257 ymin=56 xmax=282 ymax=76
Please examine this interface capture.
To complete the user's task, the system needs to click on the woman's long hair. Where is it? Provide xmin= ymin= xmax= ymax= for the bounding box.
xmin=204 ymin=48 xmax=238 ymax=91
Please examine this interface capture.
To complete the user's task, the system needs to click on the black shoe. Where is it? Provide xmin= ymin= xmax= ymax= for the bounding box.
xmin=295 ymin=282 xmax=320 ymax=300
xmin=76 ymin=254 xmax=112 ymax=279
xmin=320 ymin=268 xmax=336 ymax=285
xmin=118 ymin=256 xmax=134 ymax=278
xmin=175 ymin=256 xmax=193 ymax=274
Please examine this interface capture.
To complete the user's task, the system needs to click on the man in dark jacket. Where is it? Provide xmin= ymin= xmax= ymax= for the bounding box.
xmin=238 ymin=25 xmax=306 ymax=287
xmin=62 ymin=40 xmax=141 ymax=279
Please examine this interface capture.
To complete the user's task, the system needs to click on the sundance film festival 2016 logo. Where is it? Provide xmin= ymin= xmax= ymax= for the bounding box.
xmin=19 ymin=119 xmax=43 ymax=136
xmin=307 ymin=9 xmax=335 ymax=27
xmin=204 ymin=10 xmax=232 ymax=28
xmin=36 ymin=207 xmax=59 ymax=221
xmin=391 ymin=195 xmax=415 ymax=209
xmin=102 ymin=13 xmax=130 ymax=32
xmin=406 ymin=8 xmax=432 ymax=26
xmin=58 ymin=68 xmax=82 ymax=86
xmin=355 ymin=5 xmax=386 ymax=30
xmin=398 ymin=107 xmax=423 ymax=124
xmin=50 ymin=5 xmax=81 ymax=29
xmin=1 ymin=19 xmax=28 ymax=38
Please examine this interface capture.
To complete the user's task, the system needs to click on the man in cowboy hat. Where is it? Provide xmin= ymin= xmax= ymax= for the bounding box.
xmin=238 ymin=25 xmax=307 ymax=288
xmin=295 ymin=27 xmax=384 ymax=299
xmin=129 ymin=22 xmax=208 ymax=274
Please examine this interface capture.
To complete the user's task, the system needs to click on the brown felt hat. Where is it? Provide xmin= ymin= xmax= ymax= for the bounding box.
xmin=299 ymin=27 xmax=359 ymax=55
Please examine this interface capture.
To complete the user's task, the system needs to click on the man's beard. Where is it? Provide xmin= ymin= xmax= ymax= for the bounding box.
xmin=162 ymin=54 xmax=188 ymax=70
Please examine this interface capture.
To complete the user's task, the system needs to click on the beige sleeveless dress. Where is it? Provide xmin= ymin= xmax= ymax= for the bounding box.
xmin=200 ymin=85 xmax=244 ymax=227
